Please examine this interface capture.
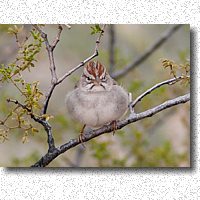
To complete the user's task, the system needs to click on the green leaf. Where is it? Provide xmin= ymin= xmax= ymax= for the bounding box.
xmin=25 ymin=83 xmax=31 ymax=95
xmin=32 ymin=128 xmax=39 ymax=133
xmin=90 ymin=24 xmax=102 ymax=35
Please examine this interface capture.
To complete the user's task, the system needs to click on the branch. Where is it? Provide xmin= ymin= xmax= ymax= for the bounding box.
xmin=32 ymin=93 xmax=190 ymax=167
xmin=111 ymin=24 xmax=183 ymax=79
xmin=129 ymin=76 xmax=186 ymax=112
xmin=56 ymin=24 xmax=106 ymax=85
xmin=13 ymin=24 xmax=105 ymax=156
xmin=6 ymin=98 xmax=55 ymax=151
xmin=33 ymin=25 xmax=59 ymax=84
xmin=33 ymin=25 xmax=63 ymax=115
xmin=51 ymin=25 xmax=63 ymax=51
xmin=64 ymin=24 xmax=72 ymax=29
xmin=37 ymin=24 xmax=106 ymax=115
xmin=30 ymin=25 xmax=65 ymax=151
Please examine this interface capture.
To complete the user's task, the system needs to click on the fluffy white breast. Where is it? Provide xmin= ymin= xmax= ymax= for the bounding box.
xmin=66 ymin=85 xmax=129 ymax=127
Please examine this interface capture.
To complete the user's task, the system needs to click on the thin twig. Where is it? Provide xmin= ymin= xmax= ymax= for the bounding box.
xmin=7 ymin=98 xmax=55 ymax=151
xmin=129 ymin=76 xmax=187 ymax=112
xmin=111 ymin=24 xmax=183 ymax=79
xmin=42 ymin=84 xmax=56 ymax=114
xmin=32 ymin=93 xmax=190 ymax=167
xmin=51 ymin=24 xmax=63 ymax=51
xmin=33 ymin=25 xmax=63 ymax=114
xmin=57 ymin=24 xmax=106 ymax=85
xmin=40 ymin=25 xmax=105 ymax=114
xmin=6 ymin=25 xmax=106 ymax=154
xmin=0 ymin=106 xmax=19 ymax=125
xmin=33 ymin=25 xmax=58 ymax=84
xmin=64 ymin=24 xmax=72 ymax=29
xmin=10 ymin=78 xmax=24 ymax=95
xmin=42 ymin=24 xmax=106 ymax=114
xmin=7 ymin=98 xmax=31 ymax=112
xmin=14 ymin=33 xmax=21 ymax=49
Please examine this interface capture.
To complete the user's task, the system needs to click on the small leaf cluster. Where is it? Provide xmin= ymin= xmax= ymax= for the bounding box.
xmin=12 ymin=28 xmax=43 ymax=77
xmin=161 ymin=58 xmax=190 ymax=86
xmin=23 ymin=81 xmax=43 ymax=111
xmin=89 ymin=129 xmax=188 ymax=167
xmin=8 ymin=25 xmax=24 ymax=35
xmin=0 ymin=105 xmax=39 ymax=143
xmin=0 ymin=27 xmax=43 ymax=82
xmin=90 ymin=24 xmax=102 ymax=35
xmin=0 ymin=80 xmax=43 ymax=143
xmin=0 ymin=25 xmax=44 ymax=143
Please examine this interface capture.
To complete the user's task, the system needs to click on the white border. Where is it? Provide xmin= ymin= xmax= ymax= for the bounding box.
xmin=0 ymin=0 xmax=199 ymax=199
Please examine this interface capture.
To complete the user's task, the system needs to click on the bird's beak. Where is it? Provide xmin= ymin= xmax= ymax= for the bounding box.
xmin=94 ymin=77 xmax=100 ymax=85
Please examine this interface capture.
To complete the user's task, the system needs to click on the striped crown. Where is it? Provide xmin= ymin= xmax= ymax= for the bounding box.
xmin=83 ymin=61 xmax=106 ymax=79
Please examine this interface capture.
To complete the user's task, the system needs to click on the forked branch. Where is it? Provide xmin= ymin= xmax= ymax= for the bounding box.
xmin=7 ymin=99 xmax=55 ymax=151
xmin=56 ymin=24 xmax=106 ymax=84
xmin=34 ymin=24 xmax=106 ymax=115
xmin=6 ymin=24 xmax=106 ymax=156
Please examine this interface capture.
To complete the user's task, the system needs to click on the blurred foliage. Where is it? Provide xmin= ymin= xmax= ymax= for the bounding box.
xmin=90 ymin=140 xmax=112 ymax=167
xmin=10 ymin=151 xmax=40 ymax=167
xmin=130 ymin=131 xmax=187 ymax=167
xmin=0 ymin=25 xmax=45 ymax=143
xmin=0 ymin=24 xmax=10 ymax=32
xmin=0 ymin=25 xmax=190 ymax=167
xmin=89 ymin=129 xmax=188 ymax=167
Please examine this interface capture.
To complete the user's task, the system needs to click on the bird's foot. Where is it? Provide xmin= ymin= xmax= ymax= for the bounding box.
xmin=110 ymin=120 xmax=117 ymax=136
xmin=78 ymin=124 xmax=86 ymax=148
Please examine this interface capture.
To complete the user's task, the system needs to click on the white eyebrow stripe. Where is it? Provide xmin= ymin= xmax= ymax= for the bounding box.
xmin=84 ymin=68 xmax=95 ymax=79
xmin=99 ymin=70 xmax=106 ymax=79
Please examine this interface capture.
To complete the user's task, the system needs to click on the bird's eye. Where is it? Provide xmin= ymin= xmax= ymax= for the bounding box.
xmin=101 ymin=76 xmax=106 ymax=82
xmin=86 ymin=77 xmax=92 ymax=82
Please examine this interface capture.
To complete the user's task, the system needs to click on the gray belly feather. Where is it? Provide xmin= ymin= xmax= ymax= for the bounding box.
xmin=66 ymin=85 xmax=128 ymax=127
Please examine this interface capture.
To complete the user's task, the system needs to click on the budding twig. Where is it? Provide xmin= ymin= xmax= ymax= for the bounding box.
xmin=7 ymin=98 xmax=55 ymax=152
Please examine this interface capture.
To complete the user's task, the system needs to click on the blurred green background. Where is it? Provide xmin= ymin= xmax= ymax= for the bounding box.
xmin=0 ymin=24 xmax=190 ymax=167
